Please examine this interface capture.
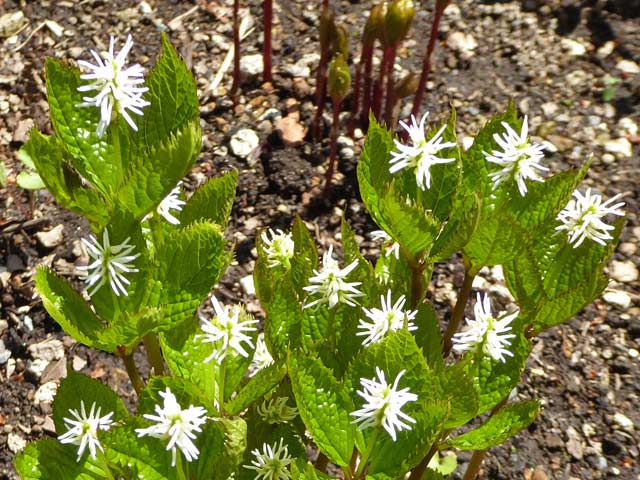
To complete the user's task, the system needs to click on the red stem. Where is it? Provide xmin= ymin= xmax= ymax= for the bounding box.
xmin=360 ymin=45 xmax=374 ymax=128
xmin=383 ymin=45 xmax=397 ymax=127
xmin=372 ymin=47 xmax=391 ymax=121
xmin=231 ymin=0 xmax=241 ymax=100
xmin=263 ymin=0 xmax=273 ymax=83
xmin=411 ymin=1 xmax=449 ymax=119
xmin=349 ymin=43 xmax=372 ymax=135
xmin=312 ymin=2 xmax=331 ymax=140
xmin=323 ymin=97 xmax=342 ymax=194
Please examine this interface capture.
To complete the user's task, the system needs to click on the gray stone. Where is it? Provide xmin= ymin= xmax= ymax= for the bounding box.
xmin=35 ymin=224 xmax=65 ymax=249
xmin=229 ymin=128 xmax=260 ymax=160
xmin=609 ymin=260 xmax=639 ymax=283
xmin=240 ymin=53 xmax=263 ymax=77
xmin=602 ymin=290 xmax=631 ymax=310
xmin=7 ymin=433 xmax=26 ymax=454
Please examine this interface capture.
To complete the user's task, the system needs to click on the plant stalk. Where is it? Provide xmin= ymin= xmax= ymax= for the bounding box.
xmin=231 ymin=0 xmax=241 ymax=101
xmin=323 ymin=96 xmax=342 ymax=194
xmin=315 ymin=452 xmax=329 ymax=473
xmin=442 ymin=262 xmax=476 ymax=358
xmin=383 ymin=44 xmax=397 ymax=127
xmin=355 ymin=428 xmax=381 ymax=479
xmin=312 ymin=1 xmax=331 ymax=140
xmin=411 ymin=0 xmax=451 ymax=119
xmin=119 ymin=347 xmax=144 ymax=395
xmin=263 ymin=0 xmax=273 ymax=83
xmin=407 ymin=443 xmax=439 ymax=480
xmin=143 ymin=333 xmax=165 ymax=376
xmin=217 ymin=360 xmax=227 ymax=416
xmin=360 ymin=44 xmax=374 ymax=128
xmin=349 ymin=42 xmax=373 ymax=135
xmin=373 ymin=47 xmax=391 ymax=121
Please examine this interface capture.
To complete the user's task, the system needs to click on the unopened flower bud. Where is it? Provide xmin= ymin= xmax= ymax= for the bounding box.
xmin=363 ymin=3 xmax=387 ymax=46
xmin=384 ymin=0 xmax=415 ymax=47
xmin=320 ymin=10 xmax=336 ymax=50
xmin=394 ymin=72 xmax=419 ymax=99
xmin=328 ymin=54 xmax=351 ymax=102
xmin=331 ymin=25 xmax=349 ymax=60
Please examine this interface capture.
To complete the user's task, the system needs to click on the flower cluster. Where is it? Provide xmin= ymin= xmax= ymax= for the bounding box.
xmin=78 ymin=229 xmax=139 ymax=297
xmin=197 ymin=296 xmax=258 ymax=363
xmin=57 ymin=401 xmax=114 ymax=461
xmin=452 ymin=293 xmax=518 ymax=363
xmin=303 ymin=245 xmax=364 ymax=309
xmin=389 ymin=112 xmax=456 ymax=191
xmin=77 ymin=35 xmax=150 ymax=137
xmin=261 ymin=228 xmax=295 ymax=269
xmin=556 ymin=188 xmax=625 ymax=248
xmin=256 ymin=397 xmax=299 ymax=424
xmin=135 ymin=388 xmax=208 ymax=467
xmin=483 ymin=115 xmax=547 ymax=196
xmin=351 ymin=368 xmax=418 ymax=441
xmin=357 ymin=290 xmax=417 ymax=346
xmin=244 ymin=438 xmax=293 ymax=480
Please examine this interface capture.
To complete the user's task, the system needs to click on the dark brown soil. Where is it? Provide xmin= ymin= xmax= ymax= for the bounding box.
xmin=0 ymin=1 xmax=638 ymax=479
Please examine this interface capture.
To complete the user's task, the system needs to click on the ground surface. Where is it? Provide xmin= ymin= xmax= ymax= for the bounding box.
xmin=0 ymin=0 xmax=639 ymax=479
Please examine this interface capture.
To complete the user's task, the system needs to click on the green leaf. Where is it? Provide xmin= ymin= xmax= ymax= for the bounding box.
xmin=505 ymin=218 xmax=622 ymax=334
xmin=24 ymin=130 xmax=108 ymax=226
xmin=104 ymin=418 xmax=178 ymax=480
xmin=16 ymin=171 xmax=46 ymax=190
xmin=35 ymin=267 xmax=106 ymax=351
xmin=438 ymin=362 xmax=478 ymax=429
xmin=288 ymin=354 xmax=355 ymax=467
xmin=290 ymin=216 xmax=318 ymax=299
xmin=44 ymin=58 xmax=120 ymax=197
xmin=180 ymin=170 xmax=238 ymax=229
xmin=429 ymin=192 xmax=481 ymax=263
xmin=378 ymin=183 xmax=441 ymax=261
xmin=14 ymin=438 xmax=107 ymax=480
xmin=428 ymin=452 xmax=457 ymax=476
xmin=226 ymin=361 xmax=287 ymax=416
xmin=464 ymin=333 xmax=530 ymax=414
xmin=413 ymin=302 xmax=444 ymax=370
xmin=0 ymin=161 xmax=5 ymax=187
xmin=217 ymin=417 xmax=247 ymax=480
xmin=134 ymin=33 xmax=200 ymax=152
xmin=155 ymin=221 xmax=231 ymax=331
xmin=448 ymin=400 xmax=540 ymax=450
xmin=264 ymin=278 xmax=303 ymax=360
xmin=160 ymin=326 xmax=217 ymax=403
xmin=52 ymin=372 xmax=128 ymax=434
xmin=368 ymin=405 xmax=448 ymax=476
xmin=115 ymin=120 xmax=201 ymax=222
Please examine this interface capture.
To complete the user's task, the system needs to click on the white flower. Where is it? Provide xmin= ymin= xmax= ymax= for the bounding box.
xmin=156 ymin=182 xmax=186 ymax=225
xmin=452 ymin=293 xmax=518 ymax=363
xmin=135 ymin=388 xmax=208 ymax=467
xmin=303 ymin=245 xmax=364 ymax=309
xmin=371 ymin=230 xmax=400 ymax=260
xmin=57 ymin=401 xmax=114 ymax=461
xmin=389 ymin=112 xmax=457 ymax=191
xmin=244 ymin=438 xmax=293 ymax=480
xmin=78 ymin=230 xmax=139 ymax=297
xmin=77 ymin=34 xmax=150 ymax=137
xmin=351 ymin=368 xmax=418 ymax=441
xmin=196 ymin=296 xmax=258 ymax=363
xmin=555 ymin=188 xmax=625 ymax=248
xmin=357 ymin=290 xmax=417 ymax=346
xmin=483 ymin=115 xmax=548 ymax=196
xmin=250 ymin=334 xmax=274 ymax=375
xmin=261 ymin=228 xmax=295 ymax=268
xmin=256 ymin=397 xmax=298 ymax=424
